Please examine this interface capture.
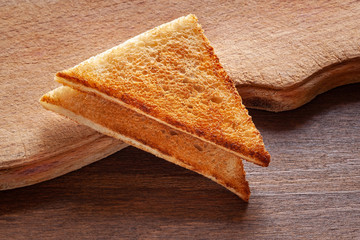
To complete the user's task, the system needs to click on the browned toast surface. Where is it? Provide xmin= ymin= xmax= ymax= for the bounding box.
xmin=55 ymin=14 xmax=270 ymax=167
xmin=41 ymin=86 xmax=251 ymax=201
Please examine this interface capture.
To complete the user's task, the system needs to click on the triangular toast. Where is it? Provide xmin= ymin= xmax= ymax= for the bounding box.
xmin=40 ymin=14 xmax=270 ymax=201
xmin=53 ymin=14 xmax=270 ymax=167
xmin=41 ymin=86 xmax=251 ymax=201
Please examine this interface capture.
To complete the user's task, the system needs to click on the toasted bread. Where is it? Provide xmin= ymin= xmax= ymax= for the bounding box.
xmin=40 ymin=86 xmax=251 ymax=201
xmin=54 ymin=14 xmax=270 ymax=167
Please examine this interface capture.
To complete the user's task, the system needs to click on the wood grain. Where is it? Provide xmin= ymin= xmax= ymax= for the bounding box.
xmin=0 ymin=84 xmax=359 ymax=239
xmin=210 ymin=0 xmax=360 ymax=111
xmin=1 ymin=0 xmax=359 ymax=189
xmin=0 ymin=1 xmax=359 ymax=238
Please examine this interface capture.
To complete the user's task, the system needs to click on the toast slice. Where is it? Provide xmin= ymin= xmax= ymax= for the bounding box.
xmin=40 ymin=86 xmax=251 ymax=201
xmin=54 ymin=14 xmax=270 ymax=167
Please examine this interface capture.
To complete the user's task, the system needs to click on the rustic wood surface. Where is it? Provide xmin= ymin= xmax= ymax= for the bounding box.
xmin=1 ymin=0 xmax=359 ymax=189
xmin=1 ymin=84 xmax=359 ymax=239
xmin=0 ymin=0 xmax=359 ymax=238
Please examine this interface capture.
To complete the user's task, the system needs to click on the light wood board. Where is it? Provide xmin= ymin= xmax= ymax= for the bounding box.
xmin=1 ymin=0 xmax=359 ymax=190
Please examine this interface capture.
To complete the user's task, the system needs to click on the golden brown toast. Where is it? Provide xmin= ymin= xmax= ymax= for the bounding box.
xmin=40 ymin=86 xmax=251 ymax=201
xmin=54 ymin=14 xmax=270 ymax=167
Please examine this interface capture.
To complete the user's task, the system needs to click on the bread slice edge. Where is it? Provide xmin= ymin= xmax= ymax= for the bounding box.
xmin=40 ymin=89 xmax=251 ymax=201
xmin=56 ymin=76 xmax=269 ymax=167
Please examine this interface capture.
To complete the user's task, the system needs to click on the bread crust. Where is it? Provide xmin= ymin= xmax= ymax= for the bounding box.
xmin=41 ymin=87 xmax=250 ymax=201
xmin=55 ymin=14 xmax=270 ymax=167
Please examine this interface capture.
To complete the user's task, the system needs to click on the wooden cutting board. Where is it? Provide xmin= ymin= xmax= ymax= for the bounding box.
xmin=1 ymin=0 xmax=359 ymax=190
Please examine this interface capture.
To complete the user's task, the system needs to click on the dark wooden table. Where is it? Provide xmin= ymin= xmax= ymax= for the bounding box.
xmin=1 ymin=84 xmax=359 ymax=239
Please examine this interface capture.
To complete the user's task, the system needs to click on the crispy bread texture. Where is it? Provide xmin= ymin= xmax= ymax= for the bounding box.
xmin=55 ymin=14 xmax=270 ymax=167
xmin=40 ymin=86 xmax=250 ymax=201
